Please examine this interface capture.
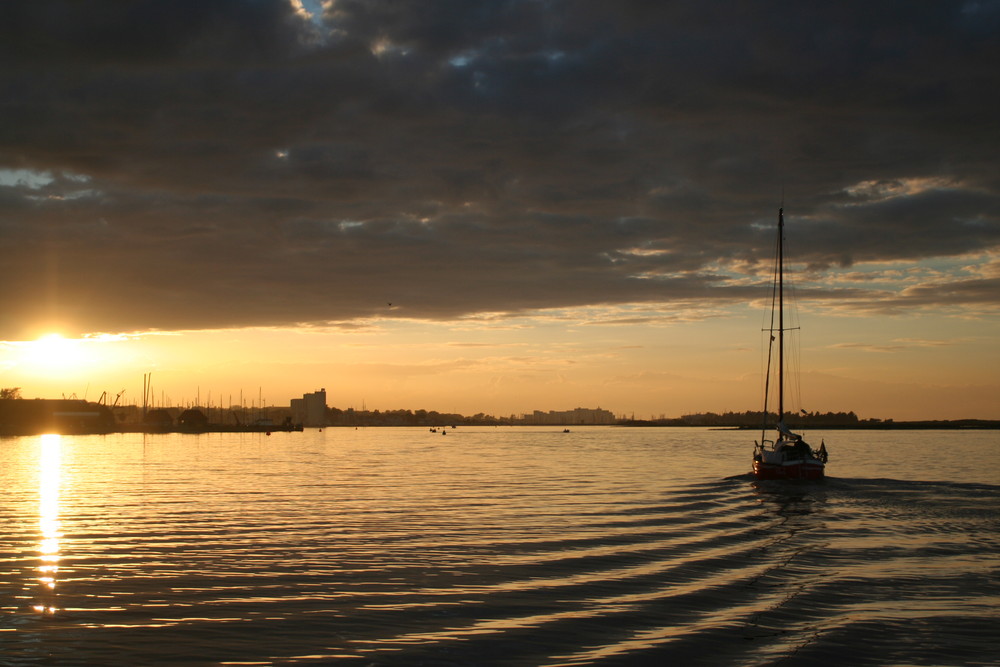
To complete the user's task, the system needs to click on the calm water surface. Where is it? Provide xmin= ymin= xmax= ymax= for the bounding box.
xmin=2 ymin=427 xmax=998 ymax=665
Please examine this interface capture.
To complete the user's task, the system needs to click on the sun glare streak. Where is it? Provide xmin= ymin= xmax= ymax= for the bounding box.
xmin=37 ymin=434 xmax=62 ymax=614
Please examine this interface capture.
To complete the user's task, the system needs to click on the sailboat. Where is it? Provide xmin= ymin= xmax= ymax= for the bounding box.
xmin=752 ymin=208 xmax=828 ymax=480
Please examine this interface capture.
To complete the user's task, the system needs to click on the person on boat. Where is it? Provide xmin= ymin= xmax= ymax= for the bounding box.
xmin=793 ymin=439 xmax=811 ymax=459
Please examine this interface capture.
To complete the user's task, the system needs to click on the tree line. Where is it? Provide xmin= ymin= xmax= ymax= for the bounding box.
xmin=326 ymin=407 xmax=506 ymax=427
xmin=623 ymin=410 xmax=867 ymax=427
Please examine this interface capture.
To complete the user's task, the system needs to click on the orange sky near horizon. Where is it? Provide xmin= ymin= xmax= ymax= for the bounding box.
xmin=3 ymin=299 xmax=998 ymax=421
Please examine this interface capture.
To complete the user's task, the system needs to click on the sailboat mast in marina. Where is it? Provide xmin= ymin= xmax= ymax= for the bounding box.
xmin=752 ymin=208 xmax=828 ymax=480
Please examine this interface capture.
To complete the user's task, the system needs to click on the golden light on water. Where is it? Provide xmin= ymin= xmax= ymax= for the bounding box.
xmin=36 ymin=433 xmax=62 ymax=614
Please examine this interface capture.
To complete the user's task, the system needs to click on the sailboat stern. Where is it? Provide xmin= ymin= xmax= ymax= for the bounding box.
xmin=752 ymin=436 xmax=826 ymax=480
xmin=753 ymin=458 xmax=825 ymax=480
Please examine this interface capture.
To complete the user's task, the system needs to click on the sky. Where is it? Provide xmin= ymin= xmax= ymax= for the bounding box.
xmin=1 ymin=0 xmax=998 ymax=420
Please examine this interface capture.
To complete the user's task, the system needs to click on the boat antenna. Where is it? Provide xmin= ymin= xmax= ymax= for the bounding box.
xmin=760 ymin=207 xmax=783 ymax=442
xmin=778 ymin=207 xmax=785 ymax=425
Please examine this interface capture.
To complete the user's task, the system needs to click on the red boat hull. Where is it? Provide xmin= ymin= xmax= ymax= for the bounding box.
xmin=753 ymin=460 xmax=824 ymax=481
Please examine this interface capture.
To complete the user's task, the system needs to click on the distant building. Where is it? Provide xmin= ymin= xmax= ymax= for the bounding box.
xmin=178 ymin=409 xmax=209 ymax=431
xmin=291 ymin=388 xmax=327 ymax=427
xmin=0 ymin=398 xmax=116 ymax=435
xmin=521 ymin=407 xmax=616 ymax=425
xmin=143 ymin=408 xmax=174 ymax=431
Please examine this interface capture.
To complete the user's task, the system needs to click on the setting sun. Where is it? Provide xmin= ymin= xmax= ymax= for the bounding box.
xmin=25 ymin=334 xmax=83 ymax=372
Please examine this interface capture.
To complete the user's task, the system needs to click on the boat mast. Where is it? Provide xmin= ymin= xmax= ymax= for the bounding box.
xmin=777 ymin=207 xmax=784 ymax=425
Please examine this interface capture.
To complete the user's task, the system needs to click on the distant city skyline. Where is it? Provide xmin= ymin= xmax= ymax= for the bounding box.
xmin=1 ymin=2 xmax=998 ymax=421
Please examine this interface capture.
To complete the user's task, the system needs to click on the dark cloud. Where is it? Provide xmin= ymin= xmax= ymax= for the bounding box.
xmin=1 ymin=0 xmax=998 ymax=338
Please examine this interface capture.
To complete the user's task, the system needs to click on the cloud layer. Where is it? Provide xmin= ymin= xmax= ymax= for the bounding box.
xmin=2 ymin=0 xmax=998 ymax=338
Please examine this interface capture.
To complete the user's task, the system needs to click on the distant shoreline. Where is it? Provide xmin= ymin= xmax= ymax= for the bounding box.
xmin=4 ymin=397 xmax=998 ymax=434
xmin=620 ymin=420 xmax=1000 ymax=430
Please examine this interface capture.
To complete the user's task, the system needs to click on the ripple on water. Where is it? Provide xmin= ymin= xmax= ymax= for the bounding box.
xmin=1 ymin=428 xmax=998 ymax=664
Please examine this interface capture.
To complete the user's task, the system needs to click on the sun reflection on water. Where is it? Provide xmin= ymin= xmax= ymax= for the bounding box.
xmin=36 ymin=433 xmax=62 ymax=614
